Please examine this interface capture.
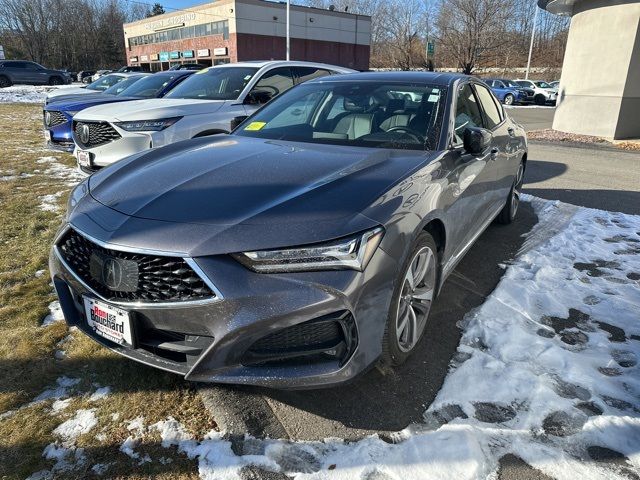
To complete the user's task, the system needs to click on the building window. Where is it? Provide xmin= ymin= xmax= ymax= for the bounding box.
xmin=128 ymin=20 xmax=229 ymax=47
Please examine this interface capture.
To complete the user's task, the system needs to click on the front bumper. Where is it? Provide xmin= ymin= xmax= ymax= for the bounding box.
xmin=49 ymin=224 xmax=397 ymax=388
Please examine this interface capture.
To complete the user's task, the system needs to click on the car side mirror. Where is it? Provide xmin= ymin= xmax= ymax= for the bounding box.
xmin=245 ymin=90 xmax=272 ymax=105
xmin=230 ymin=115 xmax=248 ymax=131
xmin=463 ymin=127 xmax=492 ymax=155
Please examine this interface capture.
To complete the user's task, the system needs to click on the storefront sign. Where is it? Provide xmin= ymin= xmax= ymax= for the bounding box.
xmin=150 ymin=53 xmax=159 ymax=61
xmin=129 ymin=56 xmax=138 ymax=63
xmin=146 ymin=13 xmax=196 ymax=32
xmin=169 ymin=51 xmax=181 ymax=59
xmin=159 ymin=51 xmax=170 ymax=62
xmin=213 ymin=47 xmax=228 ymax=56
xmin=140 ymin=55 xmax=149 ymax=62
xmin=197 ymin=48 xmax=211 ymax=57
xmin=182 ymin=50 xmax=194 ymax=59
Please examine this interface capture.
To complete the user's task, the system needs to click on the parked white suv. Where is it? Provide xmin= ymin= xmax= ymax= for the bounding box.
xmin=515 ymin=79 xmax=558 ymax=105
xmin=71 ymin=61 xmax=355 ymax=171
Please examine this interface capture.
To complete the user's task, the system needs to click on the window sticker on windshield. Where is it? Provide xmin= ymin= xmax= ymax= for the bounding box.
xmin=196 ymin=68 xmax=210 ymax=74
xmin=244 ymin=121 xmax=267 ymax=131
xmin=428 ymin=94 xmax=439 ymax=102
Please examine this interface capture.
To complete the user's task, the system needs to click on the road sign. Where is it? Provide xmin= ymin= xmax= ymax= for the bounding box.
xmin=427 ymin=41 xmax=435 ymax=57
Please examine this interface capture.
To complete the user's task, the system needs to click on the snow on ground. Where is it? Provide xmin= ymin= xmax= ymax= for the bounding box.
xmin=21 ymin=196 xmax=640 ymax=479
xmin=37 ymin=156 xmax=86 ymax=186
xmin=41 ymin=300 xmax=64 ymax=326
xmin=38 ymin=191 xmax=64 ymax=212
xmin=0 ymin=84 xmax=78 ymax=104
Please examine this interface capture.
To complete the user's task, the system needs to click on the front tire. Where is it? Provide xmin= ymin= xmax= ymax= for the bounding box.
xmin=504 ymin=93 xmax=515 ymax=106
xmin=534 ymin=94 xmax=546 ymax=106
xmin=49 ymin=76 xmax=63 ymax=86
xmin=0 ymin=76 xmax=11 ymax=88
xmin=496 ymin=160 xmax=525 ymax=224
xmin=381 ymin=232 xmax=439 ymax=366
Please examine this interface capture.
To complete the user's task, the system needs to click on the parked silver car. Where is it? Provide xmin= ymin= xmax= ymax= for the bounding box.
xmin=515 ymin=79 xmax=558 ymax=105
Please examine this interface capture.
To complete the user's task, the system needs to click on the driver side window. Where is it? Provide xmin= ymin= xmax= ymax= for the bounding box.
xmin=454 ymin=84 xmax=483 ymax=144
xmin=248 ymin=67 xmax=294 ymax=105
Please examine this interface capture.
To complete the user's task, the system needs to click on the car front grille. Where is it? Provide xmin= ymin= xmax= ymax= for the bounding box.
xmin=73 ymin=121 xmax=121 ymax=149
xmin=57 ymin=228 xmax=216 ymax=303
xmin=44 ymin=110 xmax=67 ymax=127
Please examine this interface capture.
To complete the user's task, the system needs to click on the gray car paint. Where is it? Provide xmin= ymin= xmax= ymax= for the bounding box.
xmin=49 ymin=72 xmax=527 ymax=388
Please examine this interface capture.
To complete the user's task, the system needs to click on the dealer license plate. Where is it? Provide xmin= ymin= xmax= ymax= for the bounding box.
xmin=83 ymin=297 xmax=133 ymax=346
xmin=77 ymin=150 xmax=91 ymax=168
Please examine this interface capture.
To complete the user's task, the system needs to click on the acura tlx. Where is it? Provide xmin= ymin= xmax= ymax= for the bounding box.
xmin=50 ymin=71 xmax=527 ymax=389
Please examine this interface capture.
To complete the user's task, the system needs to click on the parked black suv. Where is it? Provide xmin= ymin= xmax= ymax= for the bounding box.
xmin=0 ymin=61 xmax=73 ymax=87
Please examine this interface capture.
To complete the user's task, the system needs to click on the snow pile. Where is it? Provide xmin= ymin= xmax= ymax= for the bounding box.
xmin=0 ymin=84 xmax=77 ymax=104
xmin=41 ymin=301 xmax=64 ymax=326
xmin=38 ymin=191 xmax=64 ymax=212
xmin=53 ymin=409 xmax=98 ymax=442
xmin=37 ymin=156 xmax=85 ymax=187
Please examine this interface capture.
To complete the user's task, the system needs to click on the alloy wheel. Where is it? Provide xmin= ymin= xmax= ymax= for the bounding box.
xmin=395 ymin=246 xmax=437 ymax=353
xmin=504 ymin=94 xmax=514 ymax=105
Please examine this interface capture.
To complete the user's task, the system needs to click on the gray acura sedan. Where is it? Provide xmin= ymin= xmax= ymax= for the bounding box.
xmin=50 ymin=72 xmax=527 ymax=388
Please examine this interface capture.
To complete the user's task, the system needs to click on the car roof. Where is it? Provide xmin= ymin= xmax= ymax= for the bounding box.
xmin=154 ymin=70 xmax=194 ymax=77
xmin=306 ymin=70 xmax=470 ymax=87
xmin=214 ymin=60 xmax=356 ymax=73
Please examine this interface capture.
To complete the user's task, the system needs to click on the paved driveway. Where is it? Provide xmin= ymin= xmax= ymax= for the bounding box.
xmin=506 ymin=106 xmax=555 ymax=131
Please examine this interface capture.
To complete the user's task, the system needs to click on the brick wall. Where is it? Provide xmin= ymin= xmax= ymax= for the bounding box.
xmin=236 ymin=33 xmax=370 ymax=70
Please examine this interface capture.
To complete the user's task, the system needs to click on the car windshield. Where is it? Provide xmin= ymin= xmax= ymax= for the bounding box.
xmin=86 ymin=74 xmax=124 ymax=91
xmin=118 ymin=73 xmax=183 ymax=98
xmin=103 ymin=76 xmax=145 ymax=95
xmin=164 ymin=67 xmax=258 ymax=100
xmin=535 ymin=81 xmax=552 ymax=88
xmin=235 ymin=81 xmax=447 ymax=151
xmin=516 ymin=81 xmax=531 ymax=88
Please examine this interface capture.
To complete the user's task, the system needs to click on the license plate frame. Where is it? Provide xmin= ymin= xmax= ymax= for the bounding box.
xmin=83 ymin=296 xmax=134 ymax=347
xmin=77 ymin=150 xmax=91 ymax=168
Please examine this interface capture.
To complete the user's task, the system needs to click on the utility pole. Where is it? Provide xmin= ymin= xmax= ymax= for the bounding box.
xmin=286 ymin=0 xmax=290 ymax=61
xmin=525 ymin=5 xmax=539 ymax=80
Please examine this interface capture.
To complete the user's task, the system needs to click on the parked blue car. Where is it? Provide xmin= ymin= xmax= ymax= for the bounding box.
xmin=43 ymin=70 xmax=195 ymax=152
xmin=484 ymin=78 xmax=531 ymax=105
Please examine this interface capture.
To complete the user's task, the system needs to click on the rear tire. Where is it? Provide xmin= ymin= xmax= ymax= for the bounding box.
xmin=0 ymin=76 xmax=11 ymax=88
xmin=49 ymin=76 xmax=63 ymax=86
xmin=504 ymin=93 xmax=514 ymax=106
xmin=534 ymin=94 xmax=546 ymax=106
xmin=381 ymin=232 xmax=439 ymax=367
xmin=496 ymin=160 xmax=525 ymax=224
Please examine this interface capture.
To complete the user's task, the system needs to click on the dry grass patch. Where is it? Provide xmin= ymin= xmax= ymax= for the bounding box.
xmin=0 ymin=104 xmax=216 ymax=479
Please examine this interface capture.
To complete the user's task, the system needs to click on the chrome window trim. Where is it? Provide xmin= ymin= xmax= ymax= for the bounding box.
xmin=55 ymin=224 xmax=223 ymax=308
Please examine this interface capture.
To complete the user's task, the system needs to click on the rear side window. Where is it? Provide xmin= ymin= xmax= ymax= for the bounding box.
xmin=293 ymin=67 xmax=331 ymax=84
xmin=454 ymin=84 xmax=484 ymax=144
xmin=251 ymin=67 xmax=295 ymax=100
xmin=474 ymin=84 xmax=503 ymax=129
xmin=4 ymin=62 xmax=26 ymax=69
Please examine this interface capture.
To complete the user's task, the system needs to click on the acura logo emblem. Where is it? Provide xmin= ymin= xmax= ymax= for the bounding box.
xmin=44 ymin=111 xmax=51 ymax=126
xmin=102 ymin=258 xmax=123 ymax=290
xmin=79 ymin=124 xmax=90 ymax=145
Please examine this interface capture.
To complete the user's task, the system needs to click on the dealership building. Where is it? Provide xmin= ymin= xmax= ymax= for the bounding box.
xmin=123 ymin=0 xmax=371 ymax=71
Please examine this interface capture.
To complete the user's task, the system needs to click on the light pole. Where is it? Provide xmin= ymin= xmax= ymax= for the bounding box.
xmin=525 ymin=4 xmax=539 ymax=80
xmin=286 ymin=0 xmax=290 ymax=61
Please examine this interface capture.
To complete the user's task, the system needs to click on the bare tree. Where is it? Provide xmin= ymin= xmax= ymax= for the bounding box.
xmin=435 ymin=0 xmax=512 ymax=74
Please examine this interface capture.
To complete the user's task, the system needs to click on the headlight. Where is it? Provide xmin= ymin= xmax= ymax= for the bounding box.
xmin=233 ymin=227 xmax=384 ymax=273
xmin=67 ymin=180 xmax=88 ymax=217
xmin=114 ymin=117 xmax=182 ymax=132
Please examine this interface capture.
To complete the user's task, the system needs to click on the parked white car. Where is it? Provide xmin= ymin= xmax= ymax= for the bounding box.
xmin=515 ymin=79 xmax=558 ymax=105
xmin=45 ymin=73 xmax=138 ymax=104
xmin=71 ymin=61 xmax=355 ymax=171
xmin=91 ymin=69 xmax=112 ymax=82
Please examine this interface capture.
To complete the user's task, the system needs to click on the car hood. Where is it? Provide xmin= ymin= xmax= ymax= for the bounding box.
xmin=74 ymin=98 xmax=228 ymax=121
xmin=46 ymin=87 xmax=95 ymax=100
xmin=77 ymin=136 xmax=433 ymax=255
xmin=45 ymin=94 xmax=130 ymax=111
